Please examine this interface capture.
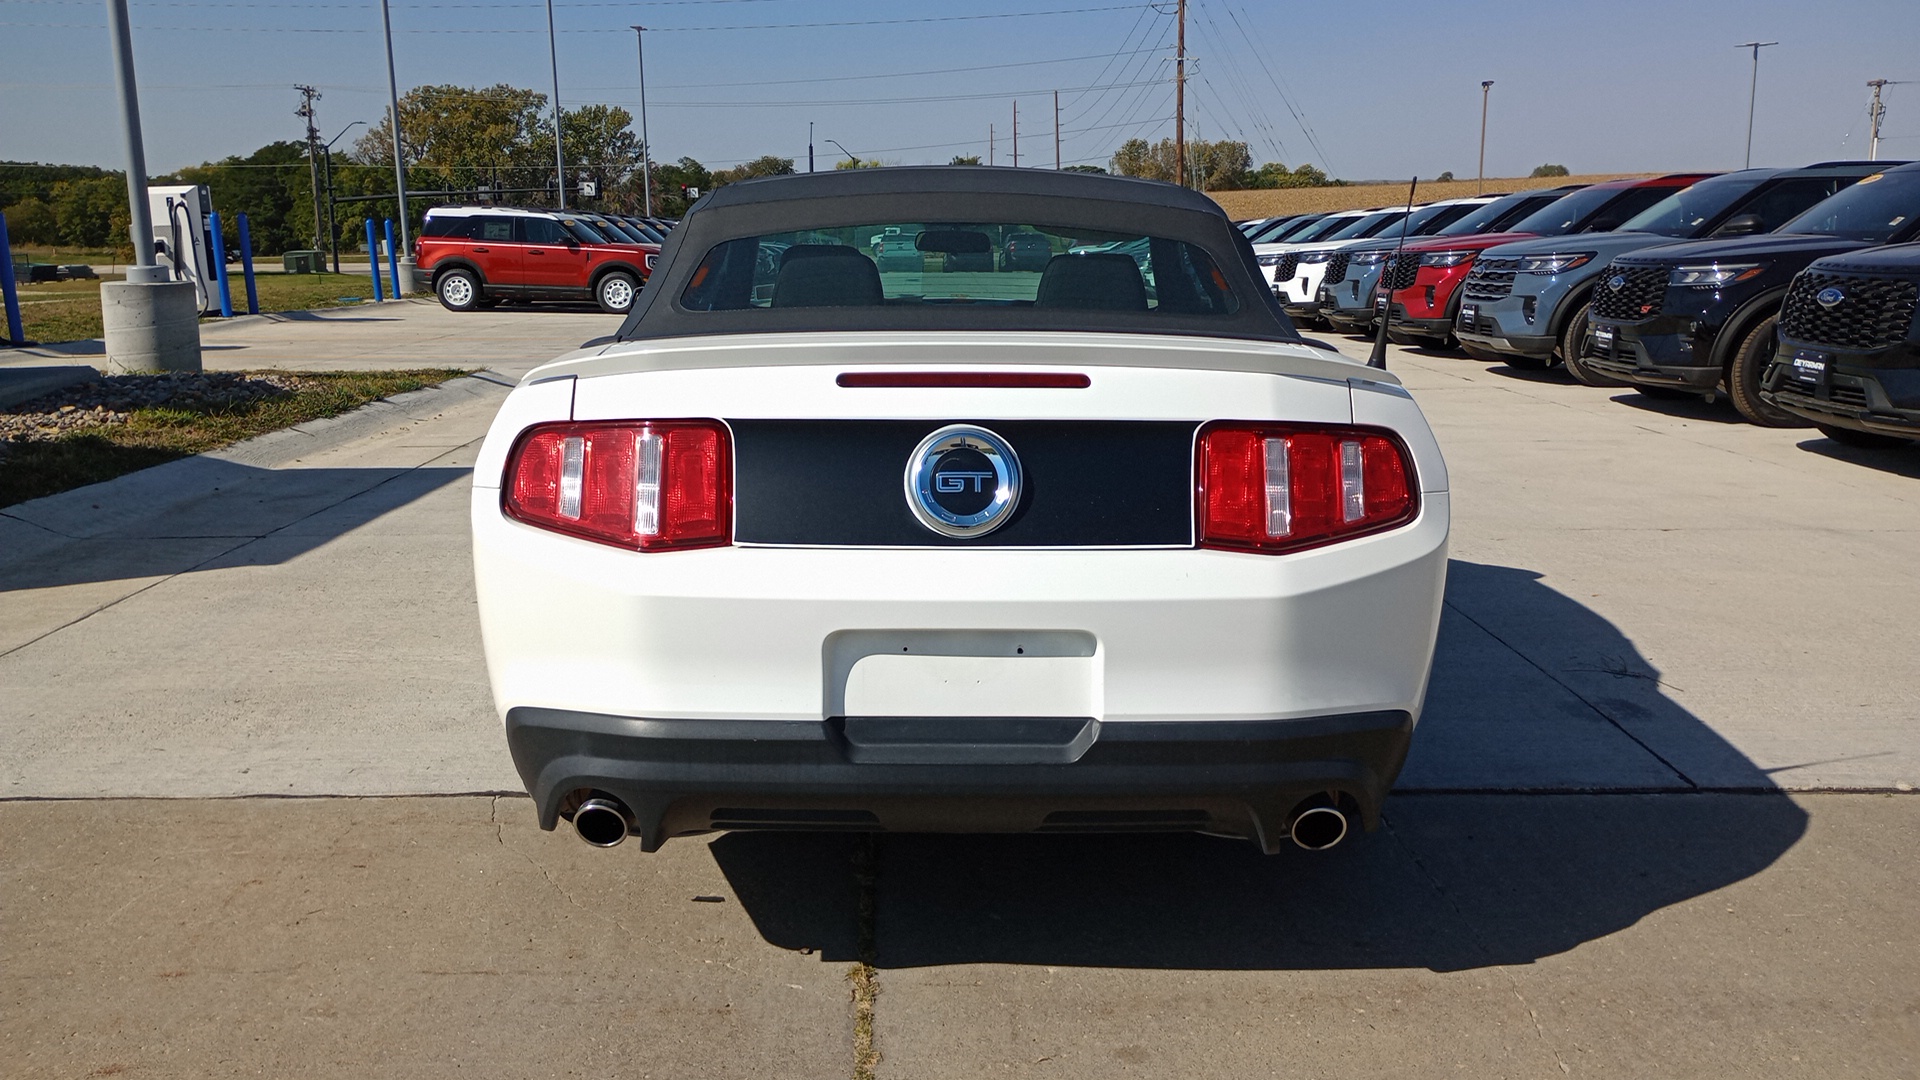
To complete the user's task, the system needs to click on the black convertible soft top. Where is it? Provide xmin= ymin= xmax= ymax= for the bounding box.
xmin=613 ymin=166 xmax=1303 ymax=343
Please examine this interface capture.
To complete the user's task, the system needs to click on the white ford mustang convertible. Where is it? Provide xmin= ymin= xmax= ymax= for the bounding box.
xmin=471 ymin=167 xmax=1449 ymax=854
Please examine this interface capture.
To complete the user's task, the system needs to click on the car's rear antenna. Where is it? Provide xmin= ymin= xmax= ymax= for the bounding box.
xmin=1367 ymin=176 xmax=1418 ymax=370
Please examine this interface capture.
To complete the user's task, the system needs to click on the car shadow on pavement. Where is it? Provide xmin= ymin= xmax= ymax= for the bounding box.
xmin=710 ymin=559 xmax=1807 ymax=972
xmin=0 ymin=458 xmax=468 ymax=593
xmin=1794 ymin=437 xmax=1920 ymax=477
xmin=1605 ymin=390 xmax=1746 ymax=424
xmin=257 ymin=310 xmax=404 ymax=324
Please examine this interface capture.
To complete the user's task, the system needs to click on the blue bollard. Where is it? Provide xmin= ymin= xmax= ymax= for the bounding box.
xmin=0 ymin=210 xmax=23 ymax=345
xmin=208 ymin=210 xmax=234 ymax=317
xmin=384 ymin=219 xmax=400 ymax=298
xmin=236 ymin=212 xmax=259 ymax=315
xmin=365 ymin=218 xmax=384 ymax=302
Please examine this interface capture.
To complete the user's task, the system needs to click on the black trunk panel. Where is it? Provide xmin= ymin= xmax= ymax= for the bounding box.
xmin=729 ymin=419 xmax=1197 ymax=546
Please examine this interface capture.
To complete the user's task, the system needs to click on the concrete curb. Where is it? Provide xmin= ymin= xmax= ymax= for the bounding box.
xmin=211 ymin=367 xmax=513 ymax=469
xmin=0 ymin=369 xmax=512 ymax=549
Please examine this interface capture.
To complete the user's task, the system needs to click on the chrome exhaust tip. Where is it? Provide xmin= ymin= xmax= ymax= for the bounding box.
xmin=1288 ymin=804 xmax=1350 ymax=851
xmin=572 ymin=797 xmax=634 ymax=848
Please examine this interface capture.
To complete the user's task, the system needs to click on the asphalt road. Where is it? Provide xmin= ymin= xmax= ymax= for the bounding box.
xmin=2 ymin=300 xmax=1916 ymax=1078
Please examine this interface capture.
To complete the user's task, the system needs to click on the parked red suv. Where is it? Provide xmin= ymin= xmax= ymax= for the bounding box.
xmin=1375 ymin=174 xmax=1711 ymax=347
xmin=416 ymin=206 xmax=659 ymax=314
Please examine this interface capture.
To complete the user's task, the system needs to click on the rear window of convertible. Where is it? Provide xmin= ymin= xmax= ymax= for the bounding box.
xmin=677 ymin=222 xmax=1240 ymax=316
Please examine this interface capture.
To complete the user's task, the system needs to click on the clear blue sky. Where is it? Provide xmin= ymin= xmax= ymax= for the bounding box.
xmin=3 ymin=0 xmax=1917 ymax=179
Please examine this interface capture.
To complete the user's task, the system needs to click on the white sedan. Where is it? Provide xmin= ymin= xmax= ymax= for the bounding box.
xmin=471 ymin=167 xmax=1450 ymax=855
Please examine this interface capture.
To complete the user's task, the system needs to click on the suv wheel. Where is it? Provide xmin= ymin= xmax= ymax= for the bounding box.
xmin=596 ymin=271 xmax=638 ymax=314
xmin=437 ymin=269 xmax=481 ymax=312
xmin=1727 ymin=315 xmax=1809 ymax=427
xmin=1560 ymin=302 xmax=1628 ymax=387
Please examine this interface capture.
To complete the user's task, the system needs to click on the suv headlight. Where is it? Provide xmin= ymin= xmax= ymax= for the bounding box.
xmin=1669 ymin=263 xmax=1767 ymax=288
xmin=1257 ymin=253 xmax=1283 ymax=266
xmin=1350 ymin=250 xmax=1394 ymax=265
xmin=1516 ymin=253 xmax=1594 ymax=274
xmin=1419 ymin=250 xmax=1477 ymax=268
xmin=1299 ymin=251 xmax=1334 ymax=264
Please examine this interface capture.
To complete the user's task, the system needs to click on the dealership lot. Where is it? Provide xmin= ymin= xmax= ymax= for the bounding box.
xmin=3 ymin=303 xmax=1917 ymax=1077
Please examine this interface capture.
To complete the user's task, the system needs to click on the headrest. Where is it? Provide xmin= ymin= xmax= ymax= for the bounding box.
xmin=772 ymin=246 xmax=884 ymax=307
xmin=1033 ymin=253 xmax=1149 ymax=311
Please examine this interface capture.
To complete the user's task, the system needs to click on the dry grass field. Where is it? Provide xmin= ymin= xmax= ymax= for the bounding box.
xmin=1207 ymin=173 xmax=1655 ymax=219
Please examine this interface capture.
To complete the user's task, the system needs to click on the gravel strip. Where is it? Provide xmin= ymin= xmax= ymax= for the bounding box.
xmin=0 ymin=372 xmax=312 ymax=463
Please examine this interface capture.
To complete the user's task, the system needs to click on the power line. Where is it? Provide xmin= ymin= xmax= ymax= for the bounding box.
xmin=1222 ymin=2 xmax=1333 ymax=171
xmin=3 ymin=4 xmax=1160 ymax=34
xmin=1060 ymin=12 xmax=1169 ymax=128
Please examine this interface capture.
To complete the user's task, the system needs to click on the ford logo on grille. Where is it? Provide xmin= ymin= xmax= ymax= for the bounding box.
xmin=1816 ymin=286 xmax=1846 ymax=309
xmin=906 ymin=425 xmax=1022 ymax=538
xmin=1607 ymin=275 xmax=1626 ymax=292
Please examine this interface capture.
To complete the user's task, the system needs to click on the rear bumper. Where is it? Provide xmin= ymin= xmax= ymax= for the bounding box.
xmin=507 ymin=706 xmax=1414 ymax=852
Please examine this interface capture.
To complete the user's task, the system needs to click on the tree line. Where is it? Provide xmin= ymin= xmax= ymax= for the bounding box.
xmin=3 ymin=83 xmax=1345 ymax=257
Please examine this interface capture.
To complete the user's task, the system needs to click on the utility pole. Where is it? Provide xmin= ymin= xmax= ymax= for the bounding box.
xmin=1013 ymin=101 xmax=1019 ymax=168
xmin=546 ymin=0 xmax=567 ymax=208
xmin=295 ymin=85 xmax=323 ymax=252
xmin=1865 ymin=80 xmax=1914 ymax=161
xmin=1054 ymin=89 xmax=1061 ymax=169
xmin=1175 ymin=0 xmax=1187 ymax=187
xmin=630 ymin=26 xmax=653 ymax=215
xmin=1869 ymin=80 xmax=1889 ymax=160
xmin=1477 ymin=80 xmax=1493 ymax=194
xmin=1736 ymin=41 xmax=1778 ymax=169
xmin=377 ymin=0 xmax=414 ymax=293
xmin=808 ymin=121 xmax=815 ymax=174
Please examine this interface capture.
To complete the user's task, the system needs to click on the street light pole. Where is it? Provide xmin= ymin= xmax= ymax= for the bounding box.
xmin=378 ymin=0 xmax=415 ymax=293
xmin=1477 ymin=80 xmax=1494 ymax=195
xmin=546 ymin=0 xmax=566 ymax=209
xmin=1736 ymin=41 xmax=1778 ymax=169
xmin=630 ymin=25 xmax=653 ymax=216
xmin=825 ymin=139 xmax=858 ymax=166
xmin=102 ymin=0 xmax=199 ymax=372
xmin=323 ymin=121 xmax=364 ymax=273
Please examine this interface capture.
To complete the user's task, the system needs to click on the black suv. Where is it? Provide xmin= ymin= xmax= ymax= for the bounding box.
xmin=1761 ymin=241 xmax=1920 ymax=447
xmin=1583 ymin=162 xmax=1920 ymax=424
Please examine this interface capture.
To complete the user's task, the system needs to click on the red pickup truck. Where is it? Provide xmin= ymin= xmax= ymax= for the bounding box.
xmin=416 ymin=206 xmax=658 ymax=314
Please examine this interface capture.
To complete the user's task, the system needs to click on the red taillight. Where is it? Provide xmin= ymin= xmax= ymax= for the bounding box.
xmin=1197 ymin=423 xmax=1415 ymax=554
xmin=504 ymin=420 xmax=730 ymax=551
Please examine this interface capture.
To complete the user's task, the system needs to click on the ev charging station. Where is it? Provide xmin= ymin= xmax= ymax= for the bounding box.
xmin=147 ymin=184 xmax=218 ymax=314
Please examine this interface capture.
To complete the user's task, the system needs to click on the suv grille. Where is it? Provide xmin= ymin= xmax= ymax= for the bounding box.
xmin=1779 ymin=271 xmax=1920 ymax=351
xmin=1271 ymin=253 xmax=1300 ymax=282
xmin=1381 ymin=252 xmax=1421 ymax=292
xmin=1323 ymin=252 xmax=1350 ymax=285
xmin=1590 ymin=264 xmax=1669 ymax=321
xmin=1462 ymin=257 xmax=1520 ymax=301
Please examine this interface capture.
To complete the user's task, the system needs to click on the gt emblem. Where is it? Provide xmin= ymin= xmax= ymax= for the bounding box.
xmin=934 ymin=471 xmax=995 ymax=493
xmin=1607 ymin=275 xmax=1626 ymax=292
xmin=906 ymin=425 xmax=1022 ymax=538
xmin=1816 ymin=286 xmax=1845 ymax=309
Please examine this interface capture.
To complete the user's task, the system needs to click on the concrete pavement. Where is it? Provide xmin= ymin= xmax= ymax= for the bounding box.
xmin=4 ymin=794 xmax=1912 ymax=1079
xmin=3 ymin=303 xmax=1917 ymax=1078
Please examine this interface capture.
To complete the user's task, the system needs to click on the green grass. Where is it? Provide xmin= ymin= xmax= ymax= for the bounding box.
xmin=12 ymin=272 xmax=384 ymax=344
xmin=0 ymin=368 xmax=469 ymax=507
